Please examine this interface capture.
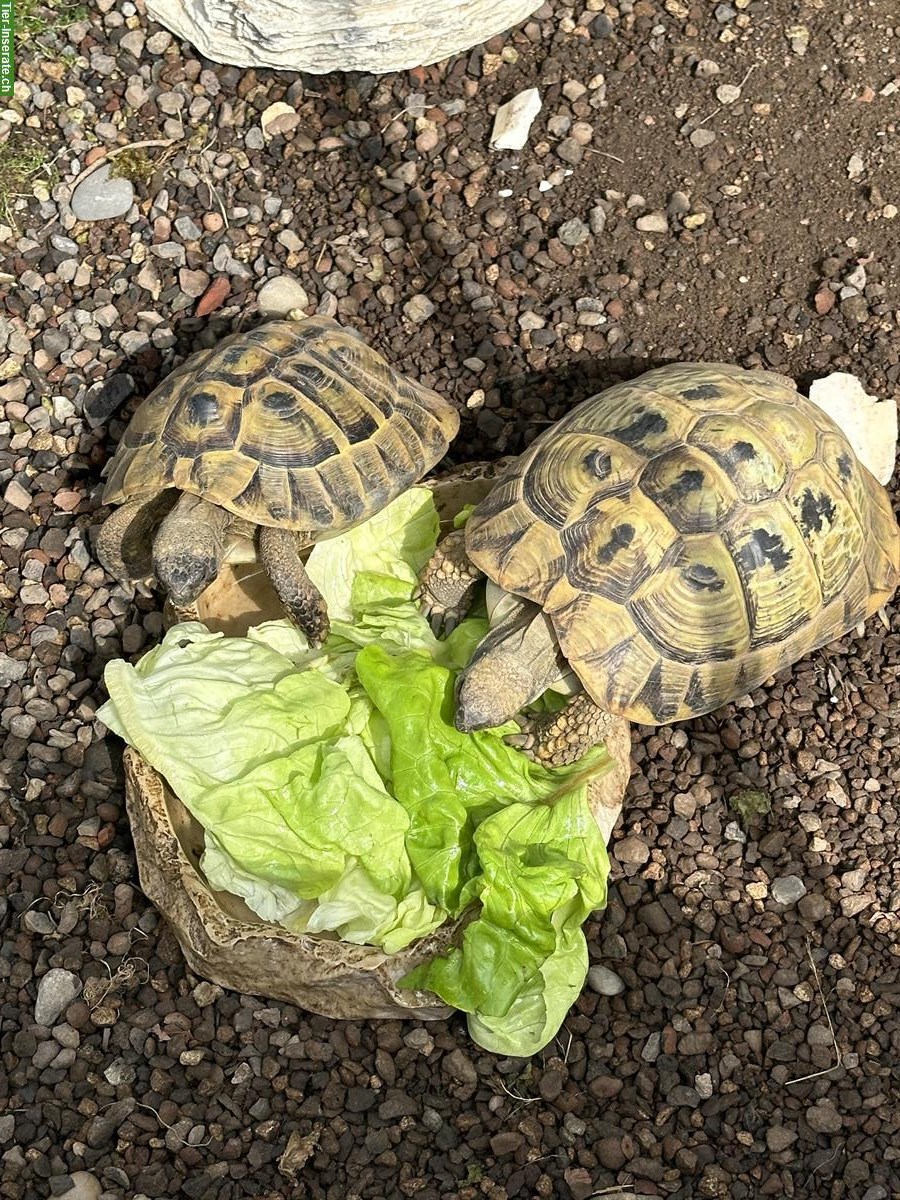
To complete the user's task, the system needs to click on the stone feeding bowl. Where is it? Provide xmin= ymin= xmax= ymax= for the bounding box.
xmin=123 ymin=463 xmax=632 ymax=1021
xmin=145 ymin=0 xmax=543 ymax=75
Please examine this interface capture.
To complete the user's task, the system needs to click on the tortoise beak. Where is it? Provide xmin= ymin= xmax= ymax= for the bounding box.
xmin=454 ymin=670 xmax=501 ymax=733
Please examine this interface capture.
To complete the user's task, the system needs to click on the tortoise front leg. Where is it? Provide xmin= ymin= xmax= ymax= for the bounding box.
xmin=417 ymin=528 xmax=485 ymax=636
xmin=258 ymin=526 xmax=330 ymax=647
xmin=96 ymin=493 xmax=178 ymax=586
xmin=505 ymin=692 xmax=615 ymax=767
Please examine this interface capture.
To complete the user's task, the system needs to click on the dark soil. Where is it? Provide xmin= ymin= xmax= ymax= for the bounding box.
xmin=1 ymin=0 xmax=899 ymax=1198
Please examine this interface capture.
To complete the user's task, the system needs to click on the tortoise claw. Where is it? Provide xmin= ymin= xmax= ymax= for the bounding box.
xmin=504 ymin=731 xmax=537 ymax=759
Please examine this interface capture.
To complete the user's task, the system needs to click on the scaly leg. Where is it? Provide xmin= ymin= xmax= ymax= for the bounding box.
xmin=95 ymin=493 xmax=177 ymax=585
xmin=258 ymin=526 xmax=330 ymax=647
xmin=417 ymin=528 xmax=484 ymax=636
xmin=506 ymin=692 xmax=616 ymax=767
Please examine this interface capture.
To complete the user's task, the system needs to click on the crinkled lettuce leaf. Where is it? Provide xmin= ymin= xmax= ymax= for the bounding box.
xmin=298 ymin=864 xmax=445 ymax=953
xmin=99 ymin=624 xmax=349 ymax=798
xmin=467 ymin=922 xmax=587 ymax=1057
xmin=355 ymin=645 xmax=608 ymax=912
xmin=305 ymin=486 xmax=439 ymax=621
xmin=201 ymin=832 xmax=312 ymax=925
xmin=401 ymin=791 xmax=609 ymax=1038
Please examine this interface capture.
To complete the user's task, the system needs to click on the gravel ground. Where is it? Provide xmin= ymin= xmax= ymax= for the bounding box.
xmin=2 ymin=0 xmax=900 ymax=1197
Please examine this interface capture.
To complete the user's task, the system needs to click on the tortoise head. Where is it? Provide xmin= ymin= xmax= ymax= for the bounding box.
xmin=454 ymin=649 xmax=539 ymax=734
xmin=155 ymin=548 xmax=221 ymax=606
xmin=454 ymin=594 xmax=565 ymax=733
xmin=152 ymin=493 xmax=231 ymax=605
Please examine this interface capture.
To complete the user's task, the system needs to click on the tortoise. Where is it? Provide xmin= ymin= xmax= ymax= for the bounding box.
xmin=419 ymin=363 xmax=900 ymax=765
xmin=97 ymin=316 xmax=459 ymax=644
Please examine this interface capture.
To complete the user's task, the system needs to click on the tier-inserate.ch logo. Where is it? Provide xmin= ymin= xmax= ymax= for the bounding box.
xmin=0 ymin=0 xmax=13 ymax=98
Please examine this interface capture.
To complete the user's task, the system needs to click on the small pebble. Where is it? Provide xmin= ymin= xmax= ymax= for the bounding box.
xmin=806 ymin=1102 xmax=842 ymax=1134
xmin=587 ymin=966 xmax=626 ymax=996
xmin=716 ymin=83 xmax=742 ymax=105
xmin=257 ymin=275 xmax=311 ymax=316
xmin=50 ymin=1171 xmax=102 ymax=1200
xmin=615 ymin=835 xmax=650 ymax=865
xmin=557 ymin=218 xmax=590 ymax=246
xmin=403 ymin=294 xmax=435 ymax=323
xmin=490 ymin=88 xmax=542 ymax=151
xmin=771 ymin=875 xmax=807 ymax=905
xmin=34 ymin=969 xmax=80 ymax=1027
xmin=636 ymin=212 xmax=669 ymax=234
xmin=690 ymin=128 xmax=717 ymax=149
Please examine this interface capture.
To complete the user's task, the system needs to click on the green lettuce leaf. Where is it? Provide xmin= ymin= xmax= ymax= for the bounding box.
xmin=305 ymin=486 xmax=439 ymax=620
xmin=298 ymin=864 xmax=446 ymax=952
xmin=467 ymin=922 xmax=587 ymax=1056
xmin=183 ymin=733 xmax=410 ymax=898
xmin=201 ymin=832 xmax=313 ymax=926
xmin=402 ymin=791 xmax=609 ymax=1054
xmin=453 ymin=503 xmax=476 ymax=529
xmin=355 ymin=645 xmax=607 ymax=912
xmin=98 ymin=623 xmax=349 ymax=800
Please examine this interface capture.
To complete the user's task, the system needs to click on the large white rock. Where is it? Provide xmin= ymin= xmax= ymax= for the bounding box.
xmin=145 ymin=0 xmax=542 ymax=74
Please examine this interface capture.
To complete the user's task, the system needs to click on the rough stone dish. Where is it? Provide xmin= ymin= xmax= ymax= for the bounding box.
xmin=145 ymin=0 xmax=542 ymax=75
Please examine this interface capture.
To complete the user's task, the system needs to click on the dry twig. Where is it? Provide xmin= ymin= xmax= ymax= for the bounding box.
xmin=784 ymin=938 xmax=844 ymax=1086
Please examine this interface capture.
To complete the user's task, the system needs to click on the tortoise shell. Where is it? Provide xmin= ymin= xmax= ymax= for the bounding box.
xmin=103 ymin=317 xmax=459 ymax=532
xmin=465 ymin=364 xmax=899 ymax=724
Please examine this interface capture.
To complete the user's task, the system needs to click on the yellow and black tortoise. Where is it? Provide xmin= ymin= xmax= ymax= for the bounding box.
xmin=419 ymin=363 xmax=899 ymax=764
xmin=97 ymin=316 xmax=459 ymax=644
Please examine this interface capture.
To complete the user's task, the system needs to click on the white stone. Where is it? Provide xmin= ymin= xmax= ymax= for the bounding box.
xmin=716 ymin=83 xmax=742 ymax=105
xmin=771 ymin=875 xmax=807 ymax=906
xmin=34 ymin=969 xmax=80 ymax=1026
xmin=587 ymin=965 xmax=626 ymax=996
xmin=261 ymin=101 xmax=299 ymax=140
xmin=257 ymin=275 xmax=310 ymax=316
xmin=145 ymin=0 xmax=541 ymax=74
xmin=70 ymin=165 xmax=134 ymax=222
xmin=403 ymin=294 xmax=435 ymax=323
xmin=489 ymin=87 xmax=542 ymax=151
xmin=0 ymin=653 xmax=27 ymax=686
xmin=808 ymin=372 xmax=898 ymax=484
xmin=635 ymin=212 xmax=669 ymax=234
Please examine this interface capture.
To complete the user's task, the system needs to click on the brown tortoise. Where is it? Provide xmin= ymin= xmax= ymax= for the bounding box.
xmin=97 ymin=317 xmax=459 ymax=644
xmin=419 ymin=363 xmax=900 ymax=764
